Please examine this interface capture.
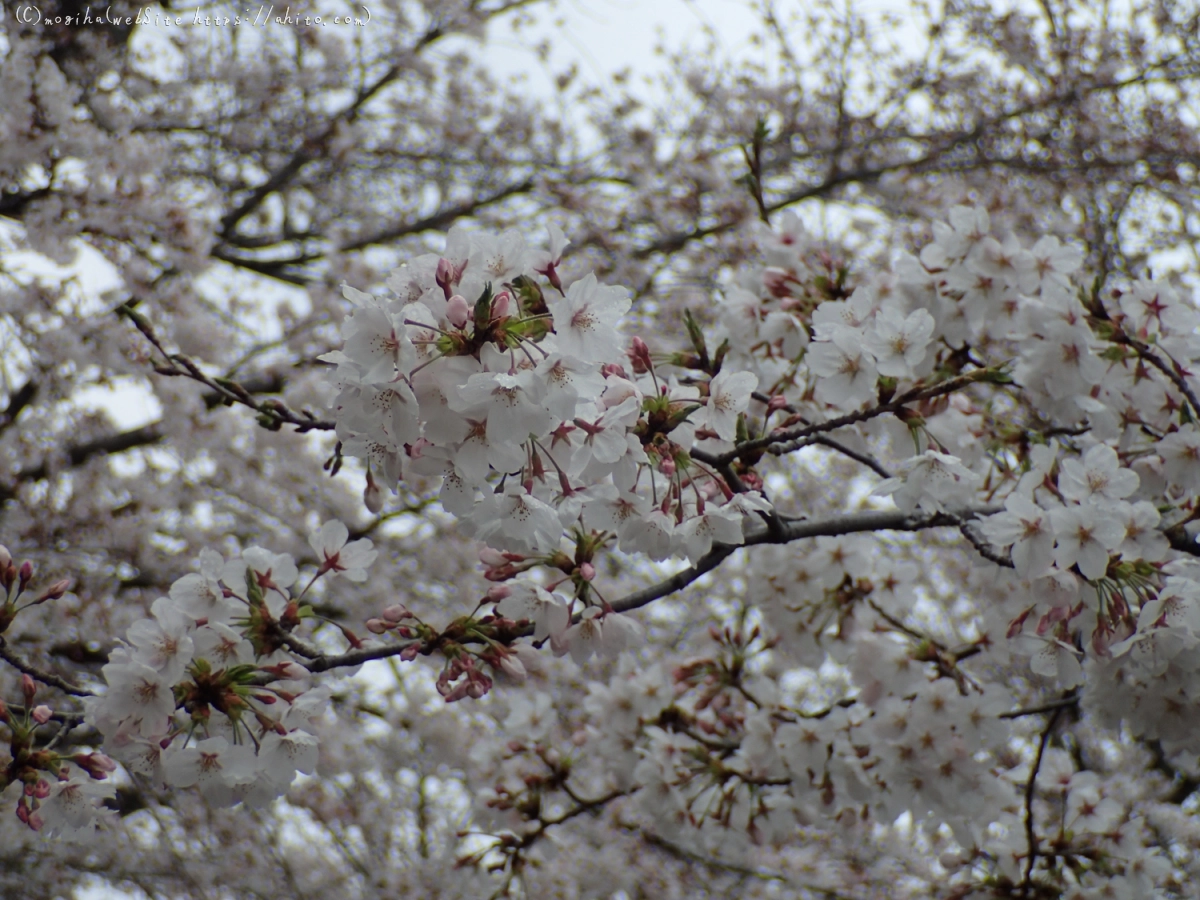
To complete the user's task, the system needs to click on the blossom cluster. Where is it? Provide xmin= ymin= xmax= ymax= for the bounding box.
xmin=321 ymin=226 xmax=772 ymax=573
xmin=13 ymin=206 xmax=1200 ymax=900
xmin=77 ymin=522 xmax=376 ymax=829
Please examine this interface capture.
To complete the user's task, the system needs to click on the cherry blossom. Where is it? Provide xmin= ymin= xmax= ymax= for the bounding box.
xmin=702 ymin=370 xmax=758 ymax=441
xmin=549 ymin=274 xmax=632 ymax=363
xmin=309 ymin=520 xmax=378 ymax=582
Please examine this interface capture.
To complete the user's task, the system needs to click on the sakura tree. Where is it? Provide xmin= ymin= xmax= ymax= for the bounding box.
xmin=4 ymin=1 xmax=1200 ymax=898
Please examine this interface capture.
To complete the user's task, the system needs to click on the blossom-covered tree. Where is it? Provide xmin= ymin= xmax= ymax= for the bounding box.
xmin=4 ymin=0 xmax=1200 ymax=897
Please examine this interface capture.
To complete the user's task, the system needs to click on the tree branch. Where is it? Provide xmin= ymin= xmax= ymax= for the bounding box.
xmin=721 ymin=370 xmax=993 ymax=466
xmin=1021 ymin=705 xmax=1064 ymax=897
xmin=0 ymin=637 xmax=94 ymax=697
xmin=339 ymin=179 xmax=537 ymax=252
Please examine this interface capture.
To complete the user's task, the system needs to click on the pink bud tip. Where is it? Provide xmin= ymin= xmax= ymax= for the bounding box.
xmin=363 ymin=481 xmax=383 ymax=515
xmin=366 ymin=618 xmax=390 ymax=634
xmin=35 ymin=579 xmax=71 ymax=603
xmin=435 ymin=258 xmax=457 ymax=298
xmin=21 ymin=675 xmax=35 ymax=703
xmin=18 ymin=560 xmax=33 ymax=586
xmin=486 ymin=585 xmax=512 ymax=603
xmin=579 ymin=563 xmax=595 ymax=582
xmin=382 ymin=604 xmax=411 ymax=623
xmin=479 ymin=547 xmax=507 ymax=567
xmin=74 ymin=752 xmax=117 ymax=778
xmin=0 ymin=545 xmax=9 ymax=569
xmin=33 ymin=779 xmax=50 ymax=799
xmin=400 ymin=643 xmax=420 ymax=662
xmin=31 ymin=705 xmax=51 ymax=725
xmin=491 ymin=291 xmax=511 ymax=320
xmin=601 ymin=363 xmax=628 ymax=380
xmin=498 ymin=655 xmax=527 ymax=682
xmin=447 ymin=294 xmax=470 ymax=328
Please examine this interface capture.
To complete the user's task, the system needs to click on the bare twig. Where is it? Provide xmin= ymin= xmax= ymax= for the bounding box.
xmin=0 ymin=637 xmax=94 ymax=697
xmin=1000 ymin=693 xmax=1079 ymax=720
xmin=1021 ymin=705 xmax=1064 ymax=897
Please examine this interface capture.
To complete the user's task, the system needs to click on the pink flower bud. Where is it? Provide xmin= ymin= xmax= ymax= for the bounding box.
xmin=441 ymin=681 xmax=470 ymax=702
xmin=18 ymin=560 xmax=33 ymax=588
xmin=363 ymin=478 xmax=383 ymax=515
xmin=484 ymin=565 xmax=517 ymax=582
xmin=659 ymin=456 xmax=676 ymax=477
xmin=0 ymin=545 xmax=9 ymax=569
xmin=21 ymin=675 xmax=35 ymax=703
xmin=435 ymin=258 xmax=457 ymax=298
xmin=601 ymin=363 xmax=628 ymax=380
xmin=400 ymin=643 xmax=420 ymax=662
xmin=365 ymin=618 xmax=390 ymax=634
xmin=497 ymin=654 xmax=526 ymax=682
xmin=446 ymin=293 xmax=470 ymax=328
xmin=479 ymin=547 xmax=507 ymax=567
xmin=486 ymin=585 xmax=512 ymax=603
xmin=628 ymin=336 xmax=652 ymax=373
xmin=382 ymin=604 xmax=411 ymax=623
xmin=27 ymin=812 xmax=43 ymax=832
xmin=33 ymin=780 xmax=51 ymax=799
xmin=579 ymin=562 xmax=595 ymax=582
xmin=34 ymin=579 xmax=71 ymax=603
xmin=31 ymin=705 xmax=51 ymax=725
xmin=491 ymin=291 xmax=511 ymax=320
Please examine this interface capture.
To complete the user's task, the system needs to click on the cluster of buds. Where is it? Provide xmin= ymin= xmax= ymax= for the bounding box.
xmin=436 ymin=653 xmax=493 ymax=703
xmin=365 ymin=603 xmax=417 ymax=637
xmin=0 ymin=547 xmax=70 ymax=634
xmin=4 ymin=676 xmax=116 ymax=832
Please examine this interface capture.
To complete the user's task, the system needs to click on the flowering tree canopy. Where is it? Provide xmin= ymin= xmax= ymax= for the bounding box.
xmin=5 ymin=0 xmax=1200 ymax=898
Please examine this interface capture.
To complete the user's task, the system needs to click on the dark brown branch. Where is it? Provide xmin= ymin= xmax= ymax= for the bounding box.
xmin=303 ymin=507 xmax=1001 ymax=674
xmin=218 ymin=28 xmax=444 ymax=239
xmin=999 ymin=693 xmax=1079 ymax=720
xmin=1021 ymin=705 xmax=1064 ymax=897
xmin=958 ymin=520 xmax=1015 ymax=568
xmin=807 ymin=435 xmax=893 ymax=479
xmin=115 ymin=303 xmax=334 ymax=434
xmin=721 ymin=370 xmax=993 ymax=466
xmin=0 ymin=637 xmax=94 ymax=697
xmin=339 ymin=179 xmax=537 ymax=252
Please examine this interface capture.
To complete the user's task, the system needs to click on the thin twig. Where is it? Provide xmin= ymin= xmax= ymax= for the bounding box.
xmin=1021 ymin=705 xmax=1064 ymax=896
xmin=1000 ymin=693 xmax=1079 ymax=720
xmin=0 ymin=637 xmax=94 ymax=697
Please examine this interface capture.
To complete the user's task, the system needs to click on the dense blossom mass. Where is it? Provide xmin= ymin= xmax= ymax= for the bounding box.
xmin=7 ymin=1 xmax=1200 ymax=897
xmin=17 ymin=207 xmax=1195 ymax=896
